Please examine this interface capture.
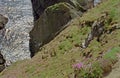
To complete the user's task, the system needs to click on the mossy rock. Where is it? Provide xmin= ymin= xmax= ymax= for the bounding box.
xmin=30 ymin=2 xmax=82 ymax=55
xmin=31 ymin=0 xmax=93 ymax=20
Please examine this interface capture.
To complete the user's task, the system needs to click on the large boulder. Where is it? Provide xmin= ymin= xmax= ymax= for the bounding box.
xmin=31 ymin=0 xmax=94 ymax=20
xmin=30 ymin=0 xmax=95 ymax=55
xmin=30 ymin=2 xmax=82 ymax=56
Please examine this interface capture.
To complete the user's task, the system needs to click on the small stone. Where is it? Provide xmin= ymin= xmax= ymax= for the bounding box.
xmin=0 ymin=14 xmax=8 ymax=29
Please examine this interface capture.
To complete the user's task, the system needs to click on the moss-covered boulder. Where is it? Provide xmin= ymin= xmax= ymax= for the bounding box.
xmin=31 ymin=0 xmax=94 ymax=20
xmin=30 ymin=0 xmax=95 ymax=55
xmin=30 ymin=2 xmax=82 ymax=56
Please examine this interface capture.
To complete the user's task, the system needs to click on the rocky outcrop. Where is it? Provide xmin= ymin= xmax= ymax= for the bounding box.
xmin=30 ymin=2 xmax=82 ymax=56
xmin=0 ymin=0 xmax=102 ymax=66
xmin=31 ymin=0 xmax=94 ymax=20
xmin=0 ymin=14 xmax=8 ymax=29
xmin=30 ymin=0 xmax=95 ymax=55
xmin=82 ymin=12 xmax=120 ymax=48
xmin=0 ymin=53 xmax=5 ymax=72
xmin=82 ymin=13 xmax=107 ymax=48
xmin=0 ymin=14 xmax=8 ymax=72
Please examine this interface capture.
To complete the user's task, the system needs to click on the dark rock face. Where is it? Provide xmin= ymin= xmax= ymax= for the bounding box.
xmin=0 ymin=14 xmax=7 ymax=72
xmin=0 ymin=53 xmax=5 ymax=72
xmin=30 ymin=0 xmax=95 ymax=56
xmin=31 ymin=0 xmax=94 ymax=21
xmin=30 ymin=3 xmax=82 ymax=56
xmin=31 ymin=0 xmax=59 ymax=20
xmin=0 ymin=14 xmax=8 ymax=29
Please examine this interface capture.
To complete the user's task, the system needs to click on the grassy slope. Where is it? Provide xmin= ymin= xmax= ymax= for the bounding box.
xmin=0 ymin=0 xmax=120 ymax=78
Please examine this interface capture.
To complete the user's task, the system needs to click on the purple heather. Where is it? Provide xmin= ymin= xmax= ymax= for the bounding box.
xmin=73 ymin=62 xmax=83 ymax=69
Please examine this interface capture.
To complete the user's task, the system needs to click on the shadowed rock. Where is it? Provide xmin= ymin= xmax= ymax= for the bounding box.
xmin=82 ymin=12 xmax=108 ymax=48
xmin=0 ymin=14 xmax=7 ymax=72
xmin=31 ymin=0 xmax=94 ymax=21
xmin=0 ymin=52 xmax=5 ymax=72
xmin=0 ymin=14 xmax=8 ymax=29
xmin=30 ymin=2 xmax=82 ymax=56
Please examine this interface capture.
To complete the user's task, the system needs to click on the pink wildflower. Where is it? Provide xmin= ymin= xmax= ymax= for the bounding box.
xmin=73 ymin=62 xmax=83 ymax=69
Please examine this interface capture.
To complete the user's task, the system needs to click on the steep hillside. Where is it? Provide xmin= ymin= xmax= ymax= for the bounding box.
xmin=0 ymin=0 xmax=120 ymax=78
xmin=30 ymin=0 xmax=94 ymax=56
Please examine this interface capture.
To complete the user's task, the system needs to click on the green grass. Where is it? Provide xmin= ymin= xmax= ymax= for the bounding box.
xmin=74 ymin=61 xmax=103 ymax=78
xmin=58 ymin=40 xmax=73 ymax=54
xmin=46 ymin=2 xmax=70 ymax=12
xmin=0 ymin=0 xmax=120 ymax=78
xmin=104 ymin=47 xmax=120 ymax=61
